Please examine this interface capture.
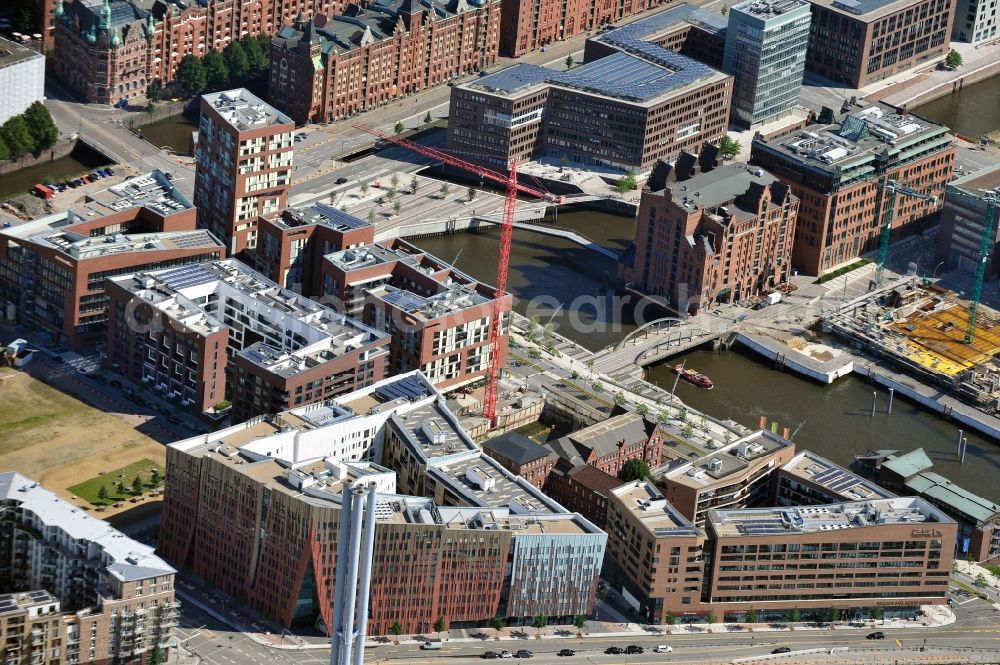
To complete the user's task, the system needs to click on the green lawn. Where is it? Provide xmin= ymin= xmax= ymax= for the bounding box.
xmin=68 ymin=459 xmax=165 ymax=506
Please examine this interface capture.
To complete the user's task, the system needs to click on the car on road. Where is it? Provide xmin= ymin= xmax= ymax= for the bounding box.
xmin=157 ymin=406 xmax=171 ymax=416
xmin=91 ymin=374 xmax=109 ymax=384
xmin=625 ymin=646 xmax=644 ymax=654
xmin=483 ymin=652 xmax=498 ymax=659
xmin=167 ymin=415 xmax=182 ymax=425
xmin=605 ymin=647 xmax=624 ymax=655
xmin=771 ymin=647 xmax=791 ymax=654
xmin=420 ymin=641 xmax=442 ymax=650
xmin=336 ymin=177 xmax=349 ymax=184
xmin=653 ymin=646 xmax=673 ymax=653
xmin=134 ymin=396 xmax=147 ymax=407
xmin=515 ymin=650 xmax=532 ymax=658
xmin=867 ymin=631 xmax=885 ymax=640
xmin=109 ymin=379 xmax=123 ymax=389
xmin=500 ymin=651 xmax=513 ymax=659
xmin=557 ymin=650 xmax=575 ymax=657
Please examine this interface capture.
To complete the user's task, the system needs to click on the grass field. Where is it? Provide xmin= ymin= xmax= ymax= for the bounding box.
xmin=0 ymin=368 xmax=166 ymax=511
xmin=68 ymin=459 xmax=164 ymax=506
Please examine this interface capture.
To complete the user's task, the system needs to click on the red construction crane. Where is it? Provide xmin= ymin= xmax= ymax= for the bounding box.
xmin=352 ymin=124 xmax=562 ymax=424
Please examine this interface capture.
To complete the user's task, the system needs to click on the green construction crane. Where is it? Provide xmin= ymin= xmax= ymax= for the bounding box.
xmin=964 ymin=189 xmax=1000 ymax=345
xmin=874 ymin=178 xmax=938 ymax=288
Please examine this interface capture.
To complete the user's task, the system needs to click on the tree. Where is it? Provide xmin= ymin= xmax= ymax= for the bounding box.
xmin=682 ymin=423 xmax=695 ymax=438
xmin=242 ymin=33 xmax=269 ymax=77
xmin=532 ymin=614 xmax=547 ymax=635
xmin=360 ymin=182 xmax=370 ymax=196
xmin=788 ymin=607 xmax=801 ymax=623
xmin=410 ymin=176 xmax=419 ymax=194
xmin=975 ymin=573 xmax=988 ymax=591
xmin=829 ymin=608 xmax=841 ymax=622
xmin=131 ymin=475 xmax=144 ymax=496
xmin=719 ymin=135 xmax=742 ymax=160
xmin=665 ymin=611 xmax=677 ymax=625
xmin=147 ymin=102 xmax=157 ymax=115
xmin=149 ymin=648 xmax=164 ymax=665
xmin=204 ymin=49 xmax=230 ymax=91
xmin=424 ymin=111 xmax=433 ymax=124
xmin=367 ymin=209 xmax=376 ymax=224
xmin=618 ymin=458 xmax=652 ymax=482
xmin=636 ymin=403 xmax=649 ymax=416
xmin=386 ymin=187 xmax=396 ymax=202
xmin=256 ymin=33 xmax=272 ymax=74
xmin=146 ymin=79 xmax=164 ymax=103
xmin=390 ymin=173 xmax=400 ymax=188
xmin=0 ymin=135 xmax=8 ymax=161
xmin=592 ymin=380 xmax=604 ymax=392
xmin=433 ymin=616 xmax=447 ymax=637
xmin=574 ymin=615 xmax=587 ymax=632
xmin=615 ymin=170 xmax=638 ymax=194
xmin=150 ymin=469 xmax=161 ymax=486
xmin=394 ymin=121 xmax=405 ymax=135
xmin=705 ymin=610 xmax=717 ymax=625
xmin=746 ymin=608 xmax=759 ymax=624
xmin=467 ymin=186 xmax=477 ymax=202
xmin=23 ymin=101 xmax=59 ymax=151
xmin=720 ymin=3 xmax=729 ymax=14
xmin=97 ymin=485 xmax=109 ymax=503
xmin=952 ymin=560 xmax=959 ymax=574
xmin=870 ymin=606 xmax=884 ymax=621
xmin=490 ymin=617 xmax=504 ymax=633
xmin=614 ymin=391 xmax=626 ymax=405
xmin=1 ymin=116 xmax=35 ymax=159
xmin=565 ymin=54 xmax=574 ymax=69
xmin=390 ymin=621 xmax=403 ymax=639
xmin=176 ymin=54 xmax=207 ymax=96
xmin=224 ymin=41 xmax=250 ymax=83
xmin=393 ymin=200 xmax=402 ymax=216
xmin=946 ymin=49 xmax=963 ymax=68
xmin=439 ymin=183 xmax=450 ymax=198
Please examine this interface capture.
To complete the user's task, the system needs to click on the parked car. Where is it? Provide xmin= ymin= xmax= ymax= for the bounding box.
xmin=654 ymin=646 xmax=673 ymax=653
xmin=515 ymin=651 xmax=533 ymax=658
xmin=557 ymin=650 xmax=575 ymax=657
xmin=867 ymin=631 xmax=885 ymax=640
xmin=626 ymin=646 xmax=644 ymax=654
xmin=109 ymin=379 xmax=123 ymax=389
xmin=106 ymin=168 xmax=115 ymax=176
xmin=336 ymin=177 xmax=349 ymax=184
xmin=167 ymin=415 xmax=182 ymax=425
xmin=157 ymin=406 xmax=170 ymax=416
xmin=605 ymin=647 xmax=624 ymax=655
xmin=771 ymin=647 xmax=791 ymax=654
xmin=500 ymin=651 xmax=513 ymax=659
xmin=81 ymin=176 xmax=90 ymax=184
xmin=483 ymin=652 xmax=498 ymax=659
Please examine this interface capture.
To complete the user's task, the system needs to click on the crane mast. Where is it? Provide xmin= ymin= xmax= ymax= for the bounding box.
xmin=965 ymin=190 xmax=1000 ymax=344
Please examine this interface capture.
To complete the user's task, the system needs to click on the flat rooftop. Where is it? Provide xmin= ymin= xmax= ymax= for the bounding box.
xmin=781 ymin=451 xmax=895 ymax=502
xmin=809 ymin=0 xmax=931 ymax=20
xmin=666 ymin=430 xmax=793 ymax=488
xmin=709 ymin=497 xmax=954 ymax=538
xmin=392 ymin=399 xmax=479 ymax=462
xmin=33 ymin=230 xmax=220 ymax=261
xmin=202 ymin=88 xmax=293 ymax=131
xmin=0 ymin=36 xmax=44 ymax=68
xmin=426 ymin=453 xmax=563 ymax=515
xmin=949 ymin=163 xmax=1000 ymax=194
xmin=368 ymin=283 xmax=489 ymax=322
xmin=0 ymin=591 xmax=58 ymax=616
xmin=272 ymin=202 xmax=372 ymax=233
xmin=758 ymin=103 xmax=950 ymax=171
xmin=732 ymin=0 xmax=809 ymax=19
xmin=611 ymin=481 xmax=701 ymax=536
xmin=598 ymin=3 xmax=728 ymax=40
xmin=466 ymin=42 xmax=726 ymax=105
xmin=661 ymin=163 xmax=777 ymax=214
xmin=0 ymin=473 xmax=174 ymax=583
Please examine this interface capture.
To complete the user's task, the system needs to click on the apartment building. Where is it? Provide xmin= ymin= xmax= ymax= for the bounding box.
xmin=855 ymin=448 xmax=1000 ymax=562
xmin=104 ymin=259 xmax=389 ymax=419
xmin=448 ymin=42 xmax=733 ymax=171
xmin=723 ymin=0 xmax=811 ymax=127
xmin=194 ymin=89 xmax=294 ymax=257
xmin=750 ymin=102 xmax=954 ymax=275
xmin=53 ymin=0 xmax=351 ymax=104
xmin=270 ymin=1 xmax=500 ymax=124
xmin=0 ymin=37 xmax=46 ymax=123
xmin=323 ymin=240 xmax=510 ymax=389
xmin=660 ymin=430 xmax=796 ymax=526
xmin=0 ymin=472 xmax=178 ymax=665
xmin=936 ymin=164 xmax=1000 ymax=276
xmin=620 ymin=162 xmax=799 ymax=314
xmin=482 ymin=432 xmax=558 ymax=490
xmin=583 ymin=4 xmax=729 ymax=70
xmin=0 ymin=171 xmax=224 ymax=351
xmin=803 ymin=0 xmax=955 ymax=89
xmin=952 ymin=0 xmax=998 ymax=42
xmin=159 ymin=372 xmax=606 ymax=632
xmin=775 ymin=450 xmax=896 ymax=507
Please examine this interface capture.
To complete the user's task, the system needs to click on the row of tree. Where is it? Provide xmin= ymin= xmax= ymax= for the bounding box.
xmin=169 ymin=34 xmax=272 ymax=99
xmin=0 ymin=101 xmax=60 ymax=161
xmin=386 ymin=614 xmax=588 ymax=638
xmin=96 ymin=468 xmax=163 ymax=504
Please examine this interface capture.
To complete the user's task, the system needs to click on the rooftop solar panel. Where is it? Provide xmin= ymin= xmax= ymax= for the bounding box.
xmin=157 ymin=264 xmax=217 ymax=291
xmin=312 ymin=204 xmax=370 ymax=230
xmin=375 ymin=375 xmax=429 ymax=402
xmin=382 ymin=290 xmax=427 ymax=312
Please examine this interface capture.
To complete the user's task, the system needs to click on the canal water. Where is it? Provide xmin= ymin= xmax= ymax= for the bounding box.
xmin=134 ymin=114 xmax=199 ymax=154
xmin=412 ymin=209 xmax=1000 ymax=500
xmin=0 ymin=144 xmax=112 ymax=201
xmin=913 ymin=74 xmax=1000 ymax=139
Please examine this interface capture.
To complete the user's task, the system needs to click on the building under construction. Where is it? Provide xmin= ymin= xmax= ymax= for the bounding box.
xmin=827 ymin=278 xmax=1000 ymax=410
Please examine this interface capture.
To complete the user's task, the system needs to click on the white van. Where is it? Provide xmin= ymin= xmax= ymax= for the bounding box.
xmin=421 ymin=641 xmax=443 ymax=650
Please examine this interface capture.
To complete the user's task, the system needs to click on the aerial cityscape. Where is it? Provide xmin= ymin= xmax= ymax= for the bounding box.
xmin=0 ymin=0 xmax=998 ymax=662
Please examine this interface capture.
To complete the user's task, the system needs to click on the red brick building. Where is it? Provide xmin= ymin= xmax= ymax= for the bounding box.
xmin=194 ymin=89 xmax=295 ymax=257
xmin=482 ymin=431 xmax=558 ymax=490
xmin=619 ymin=161 xmax=799 ymax=314
xmin=0 ymin=171 xmax=224 ymax=351
xmin=270 ymin=0 xmax=501 ymax=124
xmin=53 ymin=0 xmax=351 ymax=104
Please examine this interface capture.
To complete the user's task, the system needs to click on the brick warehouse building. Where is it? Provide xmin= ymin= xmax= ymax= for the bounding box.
xmin=195 ymin=89 xmax=295 ymax=257
xmin=804 ymin=0 xmax=956 ymax=89
xmin=0 ymin=171 xmax=224 ymax=351
xmin=619 ymin=161 xmax=799 ymax=314
xmin=447 ymin=41 xmax=732 ymax=171
xmin=53 ymin=0 xmax=354 ymax=105
xmin=270 ymin=0 xmax=501 ymax=125
xmin=750 ymin=102 xmax=954 ymax=275
xmin=159 ymin=373 xmax=606 ymax=632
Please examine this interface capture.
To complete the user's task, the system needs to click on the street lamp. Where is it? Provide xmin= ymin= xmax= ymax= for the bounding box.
xmin=932 ymin=261 xmax=946 ymax=279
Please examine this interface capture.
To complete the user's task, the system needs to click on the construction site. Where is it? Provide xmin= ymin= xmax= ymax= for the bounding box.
xmin=827 ymin=278 xmax=1000 ymax=410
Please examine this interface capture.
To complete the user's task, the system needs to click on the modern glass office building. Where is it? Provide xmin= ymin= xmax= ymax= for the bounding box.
xmin=723 ymin=0 xmax=812 ymax=126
